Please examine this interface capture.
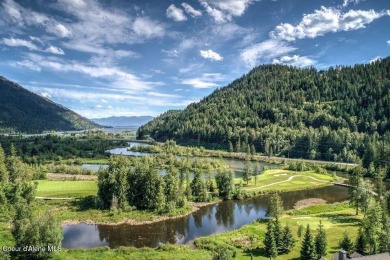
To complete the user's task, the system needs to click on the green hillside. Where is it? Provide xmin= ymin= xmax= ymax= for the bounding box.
xmin=0 ymin=76 xmax=99 ymax=133
xmin=138 ymin=57 xmax=390 ymax=168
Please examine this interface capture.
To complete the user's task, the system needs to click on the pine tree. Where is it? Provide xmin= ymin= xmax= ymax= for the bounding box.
xmin=355 ymin=229 xmax=366 ymax=255
xmin=297 ymin=224 xmax=304 ymax=241
xmin=300 ymin=224 xmax=316 ymax=260
xmin=274 ymin=218 xmax=282 ymax=251
xmin=267 ymin=192 xmax=284 ymax=220
xmin=315 ymin=220 xmax=327 ymax=258
xmin=264 ymin=221 xmax=278 ymax=259
xmin=0 ymin=144 xmax=8 ymax=183
xmin=339 ymin=232 xmax=354 ymax=255
xmin=243 ymin=160 xmax=252 ymax=185
xmin=280 ymin=225 xmax=295 ymax=254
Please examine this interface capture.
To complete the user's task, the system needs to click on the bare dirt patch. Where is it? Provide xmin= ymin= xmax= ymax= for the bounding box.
xmin=294 ymin=198 xmax=327 ymax=210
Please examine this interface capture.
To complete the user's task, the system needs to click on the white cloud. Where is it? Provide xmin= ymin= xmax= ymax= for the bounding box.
xmin=181 ymin=3 xmax=202 ymax=17
xmin=29 ymin=36 xmax=44 ymax=46
xmin=2 ymin=37 xmax=65 ymax=55
xmin=50 ymin=0 xmax=165 ymax=59
xmin=181 ymin=73 xmax=225 ymax=88
xmin=163 ymin=37 xmax=199 ymax=57
xmin=272 ymin=55 xmax=315 ymax=67
xmin=271 ymin=6 xmax=389 ymax=41
xmin=200 ymin=49 xmax=223 ymax=61
xmin=1 ymin=0 xmax=72 ymax=38
xmin=2 ymin=37 xmax=38 ymax=50
xmin=132 ymin=17 xmax=165 ymax=38
xmin=166 ymin=4 xmax=187 ymax=22
xmin=201 ymin=0 xmax=256 ymax=17
xmin=342 ymin=0 xmax=364 ymax=8
xmin=45 ymin=46 xmax=65 ymax=55
xmin=14 ymin=54 xmax=160 ymax=92
xmin=201 ymin=2 xmax=230 ymax=23
xmin=240 ymin=39 xmax=296 ymax=67
xmin=387 ymin=40 xmax=390 ymax=45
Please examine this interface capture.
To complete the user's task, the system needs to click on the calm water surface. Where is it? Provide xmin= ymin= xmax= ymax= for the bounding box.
xmin=62 ymin=185 xmax=348 ymax=249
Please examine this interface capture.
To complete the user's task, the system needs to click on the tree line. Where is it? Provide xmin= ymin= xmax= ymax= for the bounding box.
xmin=138 ymin=58 xmax=390 ymax=177
xmin=0 ymin=144 xmax=62 ymax=259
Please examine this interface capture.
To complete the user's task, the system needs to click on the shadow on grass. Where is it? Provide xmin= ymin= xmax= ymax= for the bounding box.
xmin=71 ymin=195 xmax=100 ymax=211
xmin=316 ymin=213 xmax=360 ymax=225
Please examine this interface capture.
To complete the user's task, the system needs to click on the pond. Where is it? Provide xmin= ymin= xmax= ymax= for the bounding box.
xmin=106 ymin=142 xmax=151 ymax=156
xmin=62 ymin=185 xmax=349 ymax=249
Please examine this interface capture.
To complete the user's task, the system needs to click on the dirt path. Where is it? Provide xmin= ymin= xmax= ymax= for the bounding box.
xmin=245 ymin=175 xmax=330 ymax=191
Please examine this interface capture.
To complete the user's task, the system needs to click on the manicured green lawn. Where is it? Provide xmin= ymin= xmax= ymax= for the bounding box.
xmin=239 ymin=169 xmax=337 ymax=192
xmin=35 ymin=180 xmax=97 ymax=198
xmin=195 ymin=202 xmax=361 ymax=260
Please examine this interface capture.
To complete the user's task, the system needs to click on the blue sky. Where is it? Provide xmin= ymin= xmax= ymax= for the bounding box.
xmin=0 ymin=0 xmax=389 ymax=119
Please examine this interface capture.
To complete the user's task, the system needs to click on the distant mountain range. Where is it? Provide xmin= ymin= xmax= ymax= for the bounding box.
xmin=91 ymin=116 xmax=154 ymax=127
xmin=0 ymin=76 xmax=99 ymax=133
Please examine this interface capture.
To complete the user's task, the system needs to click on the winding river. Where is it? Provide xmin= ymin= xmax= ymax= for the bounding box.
xmin=63 ymin=142 xmax=349 ymax=249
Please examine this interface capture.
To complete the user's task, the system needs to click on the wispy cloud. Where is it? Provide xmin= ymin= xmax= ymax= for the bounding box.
xmin=13 ymin=53 xmax=159 ymax=91
xmin=181 ymin=3 xmax=202 ymax=17
xmin=240 ymin=39 xmax=296 ymax=67
xmin=200 ymin=0 xmax=257 ymax=23
xmin=2 ymin=37 xmax=64 ymax=55
xmin=181 ymin=73 xmax=226 ymax=88
xmin=1 ymin=0 xmax=72 ymax=37
xmin=2 ymin=37 xmax=38 ymax=50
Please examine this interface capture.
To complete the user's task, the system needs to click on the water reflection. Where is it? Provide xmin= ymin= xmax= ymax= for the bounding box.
xmin=62 ymin=185 xmax=349 ymax=249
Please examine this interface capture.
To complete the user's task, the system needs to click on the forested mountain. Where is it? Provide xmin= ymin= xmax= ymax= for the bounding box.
xmin=0 ymin=76 xmax=99 ymax=133
xmin=91 ymin=116 xmax=154 ymax=127
xmin=138 ymin=57 xmax=390 ymax=167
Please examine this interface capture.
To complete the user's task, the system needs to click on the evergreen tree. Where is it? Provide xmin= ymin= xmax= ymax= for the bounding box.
xmin=378 ymin=212 xmax=390 ymax=253
xmin=242 ymin=159 xmax=252 ymax=185
xmin=314 ymin=220 xmax=327 ymax=258
xmin=297 ymin=224 xmax=304 ymax=241
xmin=267 ymin=192 xmax=284 ymax=220
xmin=274 ymin=218 xmax=282 ymax=251
xmin=12 ymin=205 xmax=63 ymax=259
xmin=0 ymin=144 xmax=8 ymax=183
xmin=339 ymin=232 xmax=354 ymax=255
xmin=191 ymin=170 xmax=209 ymax=202
xmin=264 ymin=221 xmax=278 ymax=259
xmin=164 ymin=168 xmax=179 ymax=212
xmin=349 ymin=166 xmax=371 ymax=215
xmin=355 ymin=229 xmax=366 ymax=255
xmin=7 ymin=144 xmax=33 ymax=184
xmin=280 ymin=225 xmax=295 ymax=254
xmin=300 ymin=224 xmax=316 ymax=260
xmin=215 ymin=169 xmax=235 ymax=200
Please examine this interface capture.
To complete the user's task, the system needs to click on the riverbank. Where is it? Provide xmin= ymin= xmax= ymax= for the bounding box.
xmin=194 ymin=201 xmax=361 ymax=260
xmin=60 ymin=200 xmax=221 ymax=226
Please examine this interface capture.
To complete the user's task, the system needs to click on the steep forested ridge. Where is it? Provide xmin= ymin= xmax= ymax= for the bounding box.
xmin=0 ymin=76 xmax=99 ymax=133
xmin=138 ymin=57 xmax=390 ymax=166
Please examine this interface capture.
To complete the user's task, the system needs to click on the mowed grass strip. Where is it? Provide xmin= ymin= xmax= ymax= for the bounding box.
xmin=35 ymin=180 xmax=97 ymax=198
xmin=240 ymin=169 xmax=336 ymax=192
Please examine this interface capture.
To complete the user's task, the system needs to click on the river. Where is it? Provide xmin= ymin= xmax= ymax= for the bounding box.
xmin=64 ymin=142 xmax=349 ymax=249
xmin=62 ymin=185 xmax=348 ymax=249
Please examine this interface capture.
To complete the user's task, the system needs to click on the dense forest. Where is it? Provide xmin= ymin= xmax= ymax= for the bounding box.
xmin=0 ymin=76 xmax=99 ymax=133
xmin=138 ymin=57 xmax=390 ymax=172
xmin=0 ymin=134 xmax=128 ymax=163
